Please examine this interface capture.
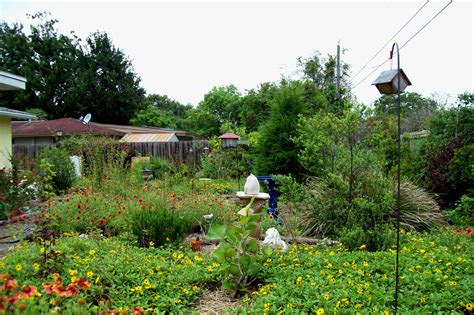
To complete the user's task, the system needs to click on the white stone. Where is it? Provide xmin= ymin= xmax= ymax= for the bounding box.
xmin=263 ymin=228 xmax=288 ymax=252
xmin=244 ymin=173 xmax=260 ymax=195
xmin=70 ymin=155 xmax=82 ymax=178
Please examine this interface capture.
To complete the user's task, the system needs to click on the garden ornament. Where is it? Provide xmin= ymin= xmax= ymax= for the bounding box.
xmin=263 ymin=228 xmax=288 ymax=252
xmin=244 ymin=173 xmax=260 ymax=195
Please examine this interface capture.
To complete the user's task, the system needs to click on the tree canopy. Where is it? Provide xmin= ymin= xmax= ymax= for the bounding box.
xmin=0 ymin=13 xmax=145 ymax=124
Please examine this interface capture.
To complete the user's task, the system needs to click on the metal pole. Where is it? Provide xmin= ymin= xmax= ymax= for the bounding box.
xmin=336 ymin=43 xmax=341 ymax=100
xmin=390 ymin=42 xmax=401 ymax=313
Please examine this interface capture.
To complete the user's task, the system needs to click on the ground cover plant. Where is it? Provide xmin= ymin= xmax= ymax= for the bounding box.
xmin=1 ymin=228 xmax=472 ymax=313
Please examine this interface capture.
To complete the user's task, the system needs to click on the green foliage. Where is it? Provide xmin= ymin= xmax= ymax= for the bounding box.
xmin=373 ymin=92 xmax=438 ymax=132
xmin=185 ymin=85 xmax=241 ymax=137
xmin=60 ymin=135 xmax=132 ymax=189
xmin=443 ymin=194 xmax=474 ymax=226
xmin=130 ymin=204 xmax=194 ymax=247
xmin=448 ymin=144 xmax=474 ymax=196
xmin=38 ymin=146 xmax=75 ymax=193
xmin=428 ymin=94 xmax=474 ymax=149
xmin=0 ymin=13 xmax=145 ymax=123
xmin=208 ymin=198 xmax=272 ymax=291
xmin=253 ymin=81 xmax=307 ymax=176
xmin=38 ymin=158 xmax=56 ymax=196
xmin=130 ymin=94 xmax=192 ymax=129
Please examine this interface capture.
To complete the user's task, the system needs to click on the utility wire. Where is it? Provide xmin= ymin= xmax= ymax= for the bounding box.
xmin=352 ymin=0 xmax=430 ymax=81
xmin=399 ymin=0 xmax=453 ymax=50
xmin=352 ymin=0 xmax=453 ymax=89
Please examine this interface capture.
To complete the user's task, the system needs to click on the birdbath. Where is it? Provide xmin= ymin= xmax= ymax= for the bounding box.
xmin=236 ymin=174 xmax=269 ymax=238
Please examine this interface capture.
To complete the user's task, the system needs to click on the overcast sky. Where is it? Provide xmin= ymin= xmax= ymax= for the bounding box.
xmin=1 ymin=0 xmax=473 ymax=107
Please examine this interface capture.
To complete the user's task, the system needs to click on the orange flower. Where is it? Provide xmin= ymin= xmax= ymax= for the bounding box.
xmin=268 ymin=215 xmax=274 ymax=221
xmin=466 ymin=228 xmax=472 ymax=236
xmin=131 ymin=306 xmax=144 ymax=315
xmin=42 ymin=283 xmax=54 ymax=294
xmin=52 ymin=273 xmax=62 ymax=285
xmin=73 ymin=278 xmax=90 ymax=290
xmin=20 ymin=285 xmax=37 ymax=298
xmin=4 ymin=277 xmax=18 ymax=290
xmin=454 ymin=229 xmax=461 ymax=235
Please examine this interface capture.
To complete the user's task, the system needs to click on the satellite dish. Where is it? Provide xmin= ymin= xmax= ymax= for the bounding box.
xmin=82 ymin=113 xmax=91 ymax=125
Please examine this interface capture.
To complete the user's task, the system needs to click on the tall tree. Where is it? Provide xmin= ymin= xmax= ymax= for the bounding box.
xmin=185 ymin=85 xmax=241 ymax=137
xmin=0 ymin=13 xmax=146 ymax=124
xmin=253 ymin=81 xmax=307 ymax=176
xmin=65 ymin=32 xmax=145 ymax=123
xmin=130 ymin=94 xmax=191 ymax=129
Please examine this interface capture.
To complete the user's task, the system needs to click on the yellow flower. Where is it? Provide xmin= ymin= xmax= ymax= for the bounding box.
xmin=420 ymin=297 xmax=427 ymax=303
xmin=87 ymin=271 xmax=94 ymax=277
xmin=68 ymin=269 xmax=78 ymax=276
xmin=359 ymin=244 xmax=367 ymax=250
xmin=16 ymin=264 xmax=22 ymax=271
xmin=89 ymin=250 xmax=96 ymax=255
xmin=382 ymin=311 xmax=390 ymax=315
xmin=296 ymin=276 xmax=302 ymax=286
xmin=323 ymin=293 xmax=331 ymax=301
xmin=149 ymin=241 xmax=155 ymax=247
xmin=363 ymin=261 xmax=369 ymax=267
xmin=40 ymin=247 xmax=45 ymax=253
xmin=182 ymin=288 xmax=189 ymax=295
xmin=0 ymin=261 xmax=5 ymax=268
xmin=316 ymin=308 xmax=325 ymax=315
xmin=154 ymin=294 xmax=161 ymax=301
xmin=194 ymin=255 xmax=202 ymax=261
xmin=466 ymin=303 xmax=473 ymax=311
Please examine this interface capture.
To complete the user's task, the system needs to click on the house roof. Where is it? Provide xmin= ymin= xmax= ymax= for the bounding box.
xmin=120 ymin=133 xmax=178 ymax=143
xmin=12 ymin=118 xmax=125 ymax=137
xmin=0 ymin=107 xmax=37 ymax=120
xmin=0 ymin=71 xmax=27 ymax=91
xmin=219 ymin=133 xmax=240 ymax=139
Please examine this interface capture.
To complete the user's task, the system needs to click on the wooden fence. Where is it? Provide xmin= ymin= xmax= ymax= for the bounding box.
xmin=13 ymin=140 xmax=209 ymax=170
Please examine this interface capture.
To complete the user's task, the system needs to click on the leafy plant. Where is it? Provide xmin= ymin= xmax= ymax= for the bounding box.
xmin=38 ymin=146 xmax=75 ymax=193
xmin=208 ymin=198 xmax=272 ymax=292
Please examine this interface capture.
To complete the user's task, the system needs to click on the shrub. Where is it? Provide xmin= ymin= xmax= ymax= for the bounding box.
xmin=130 ymin=204 xmax=194 ymax=247
xmin=38 ymin=146 xmax=75 ymax=193
xmin=444 ymin=194 xmax=474 ymax=226
xmin=398 ymin=179 xmax=446 ymax=231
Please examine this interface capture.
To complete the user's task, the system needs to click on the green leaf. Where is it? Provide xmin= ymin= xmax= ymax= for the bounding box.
xmin=207 ymin=224 xmax=227 ymax=240
xmin=262 ymin=245 xmax=273 ymax=256
xmin=244 ymin=239 xmax=258 ymax=253
xmin=212 ymin=245 xmax=227 ymax=261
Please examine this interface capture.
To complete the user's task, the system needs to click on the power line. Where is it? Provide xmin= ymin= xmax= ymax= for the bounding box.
xmin=352 ymin=0 xmax=453 ymax=90
xmin=352 ymin=0 xmax=430 ymax=81
xmin=399 ymin=0 xmax=453 ymax=50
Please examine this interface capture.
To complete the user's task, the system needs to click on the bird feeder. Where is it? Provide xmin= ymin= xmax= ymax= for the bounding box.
xmin=218 ymin=133 xmax=239 ymax=148
xmin=372 ymin=69 xmax=412 ymax=95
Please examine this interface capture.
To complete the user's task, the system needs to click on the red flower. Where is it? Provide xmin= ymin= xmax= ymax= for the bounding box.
xmin=4 ymin=277 xmax=18 ymax=290
xmin=76 ymin=216 xmax=81 ymax=220
xmin=131 ymin=306 xmax=144 ymax=315
xmin=77 ymin=203 xmax=82 ymax=209
xmin=42 ymin=283 xmax=54 ymax=294
xmin=90 ymin=219 xmax=95 ymax=223
xmin=7 ymin=294 xmax=18 ymax=305
xmin=73 ymin=278 xmax=90 ymax=290
xmin=53 ymin=284 xmax=75 ymax=296
xmin=52 ymin=273 xmax=62 ymax=285
xmin=58 ymin=216 xmax=62 ymax=221
xmin=65 ymin=197 xmax=70 ymax=202
xmin=139 ymin=199 xmax=143 ymax=204
xmin=466 ymin=228 xmax=472 ymax=236
xmin=98 ymin=220 xmax=104 ymax=226
xmin=20 ymin=285 xmax=37 ymax=298
xmin=133 ymin=194 xmax=138 ymax=199
xmin=455 ymin=229 xmax=461 ymax=235
xmin=0 ymin=195 xmax=6 ymax=200
xmin=117 ymin=211 xmax=122 ymax=215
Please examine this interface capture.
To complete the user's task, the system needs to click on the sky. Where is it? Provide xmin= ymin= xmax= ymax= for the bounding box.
xmin=1 ymin=0 xmax=473 ymax=107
